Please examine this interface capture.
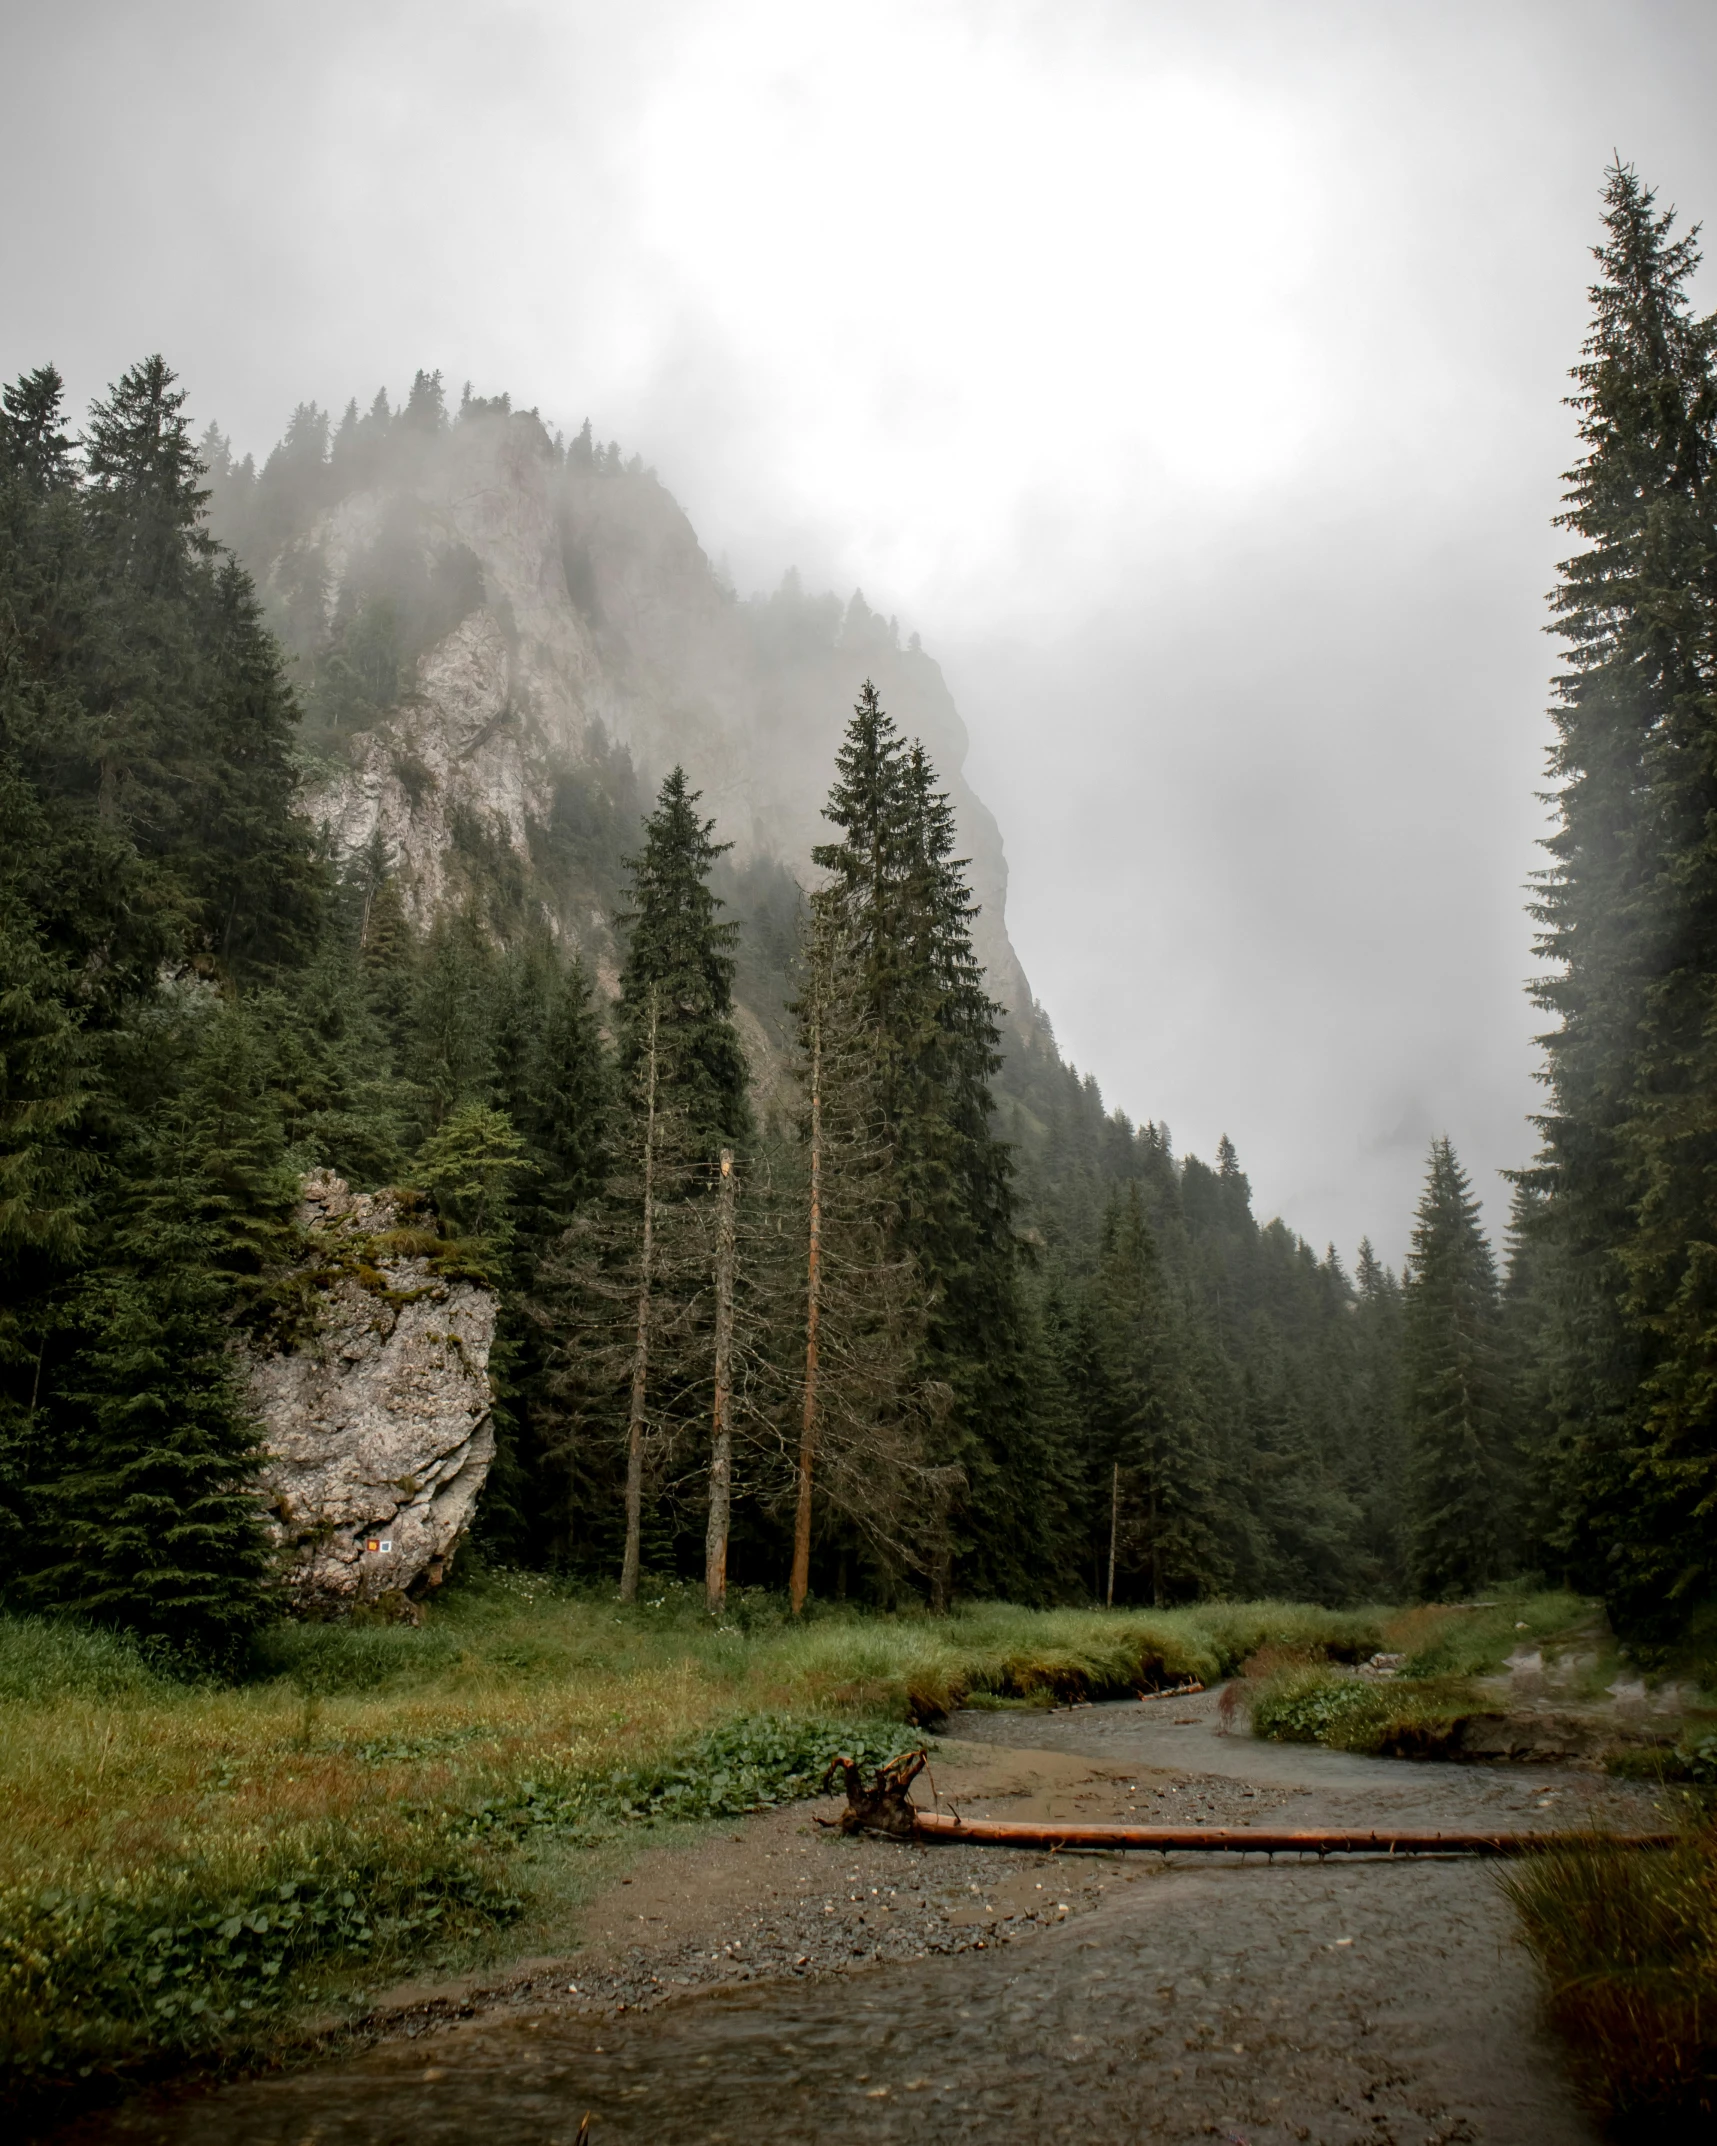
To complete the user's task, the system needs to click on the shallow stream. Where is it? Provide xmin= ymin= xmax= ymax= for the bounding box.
xmin=67 ymin=1696 xmax=1651 ymax=2145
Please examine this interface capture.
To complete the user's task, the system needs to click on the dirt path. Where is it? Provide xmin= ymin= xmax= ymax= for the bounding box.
xmin=59 ymin=1695 xmax=1667 ymax=2145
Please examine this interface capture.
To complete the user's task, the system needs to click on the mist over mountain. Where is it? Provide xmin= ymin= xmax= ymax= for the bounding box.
xmin=200 ymin=376 xmax=1032 ymax=1055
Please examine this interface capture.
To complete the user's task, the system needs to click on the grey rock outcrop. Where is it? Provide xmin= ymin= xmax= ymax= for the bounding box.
xmin=251 ymin=1171 xmax=497 ymax=1610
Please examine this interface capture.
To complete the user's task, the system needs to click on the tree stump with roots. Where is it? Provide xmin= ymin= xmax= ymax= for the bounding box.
xmin=820 ymin=1748 xmax=928 ymax=1836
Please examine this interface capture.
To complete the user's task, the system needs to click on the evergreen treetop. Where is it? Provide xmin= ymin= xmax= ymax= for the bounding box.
xmin=0 ymin=365 xmax=75 ymax=493
xmin=619 ymin=766 xmax=750 ymax=1152
xmin=84 ymin=354 xmax=213 ymax=596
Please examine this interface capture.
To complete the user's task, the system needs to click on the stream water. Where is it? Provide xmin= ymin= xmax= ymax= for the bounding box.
xmin=68 ymin=1700 xmax=1636 ymax=2145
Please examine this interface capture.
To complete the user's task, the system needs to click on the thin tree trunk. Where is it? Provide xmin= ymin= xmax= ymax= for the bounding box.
xmin=929 ymin=1522 xmax=952 ymax=1616
xmin=791 ymin=998 xmax=823 ymax=1615
xmin=620 ymin=996 xmax=659 ymax=1605
xmin=1106 ymin=1460 xmax=1120 ymax=1608
xmin=705 ymin=1146 xmax=736 ymax=1614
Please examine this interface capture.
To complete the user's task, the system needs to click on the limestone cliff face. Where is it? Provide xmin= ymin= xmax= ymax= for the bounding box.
xmin=276 ymin=411 xmax=1035 ymax=1033
xmin=252 ymin=1171 xmax=496 ymax=1609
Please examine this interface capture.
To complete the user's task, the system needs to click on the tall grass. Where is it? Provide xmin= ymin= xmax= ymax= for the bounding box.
xmin=1505 ymin=1824 xmax=1717 ymax=2139
xmin=0 ymin=1583 xmax=1382 ymax=2106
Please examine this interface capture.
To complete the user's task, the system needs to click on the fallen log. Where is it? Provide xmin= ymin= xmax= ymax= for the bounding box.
xmin=907 ymin=1811 xmax=1678 ymax=1856
xmin=820 ymin=1750 xmax=1678 ymax=1856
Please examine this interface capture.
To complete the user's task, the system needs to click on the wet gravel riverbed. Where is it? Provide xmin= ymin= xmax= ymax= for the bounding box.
xmin=479 ymin=1764 xmax=1297 ymax=2017
xmin=58 ymin=1697 xmax=1671 ymax=2145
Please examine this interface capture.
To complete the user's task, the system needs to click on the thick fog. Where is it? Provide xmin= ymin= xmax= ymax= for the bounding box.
xmin=7 ymin=0 xmax=1717 ymax=1262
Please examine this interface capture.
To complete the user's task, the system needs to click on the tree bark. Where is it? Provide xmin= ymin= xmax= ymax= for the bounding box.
xmin=791 ymin=999 xmax=822 ymax=1614
xmin=705 ymin=1146 xmax=736 ymax=1614
xmin=1106 ymin=1459 xmax=1119 ymax=1608
xmin=620 ymin=995 xmax=659 ymax=1605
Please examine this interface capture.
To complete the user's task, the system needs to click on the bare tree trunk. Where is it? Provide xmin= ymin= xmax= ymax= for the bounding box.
xmin=620 ymin=995 xmax=659 ymax=1605
xmin=705 ymin=1146 xmax=736 ymax=1614
xmin=929 ymin=1527 xmax=952 ymax=1616
xmin=1149 ymin=1474 xmax=1162 ymax=1609
xmin=1106 ymin=1460 xmax=1120 ymax=1608
xmin=791 ymin=999 xmax=823 ymax=1615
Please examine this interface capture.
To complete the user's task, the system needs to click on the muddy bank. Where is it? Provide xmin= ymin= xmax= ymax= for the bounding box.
xmin=53 ymin=1698 xmax=1669 ymax=2144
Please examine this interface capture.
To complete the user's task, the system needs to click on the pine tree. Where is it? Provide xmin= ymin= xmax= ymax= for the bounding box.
xmin=1089 ymin=1184 xmax=1226 ymax=1604
xmin=84 ymin=354 xmax=213 ymax=597
xmin=786 ymin=897 xmax=932 ymax=1609
xmin=1351 ymin=1236 xmax=1408 ymax=1591
xmin=0 ymin=876 xmax=96 ymax=1579
xmin=355 ymin=837 xmax=416 ymax=1063
xmin=188 ymin=556 xmax=324 ymax=975
xmin=1402 ymin=1138 xmax=1510 ymax=1598
xmin=484 ymin=941 xmax=610 ymax=1564
xmin=412 ymin=1103 xmax=530 ymax=1279
xmin=34 ymin=1012 xmax=290 ymax=1658
xmin=1530 ymin=164 xmax=1717 ymax=1635
xmin=500 ymin=941 xmax=609 ymax=1244
xmin=547 ymin=989 xmax=709 ymax=1597
xmin=811 ymin=684 xmax=1024 ymax=1599
xmin=602 ymin=772 xmax=752 ymax=1587
xmin=0 ymin=365 xmax=75 ymax=492
xmin=47 ymin=1248 xmax=271 ymax=1661
xmin=619 ymin=767 xmax=750 ymax=1155
xmin=0 ymin=885 xmax=91 ymax=1279
xmin=414 ymin=906 xmax=500 ymax=1126
xmin=1499 ymin=1182 xmax=1559 ymax=1575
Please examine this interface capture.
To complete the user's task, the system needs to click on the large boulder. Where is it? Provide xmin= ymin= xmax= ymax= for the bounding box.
xmin=252 ymin=1170 xmax=497 ymax=1610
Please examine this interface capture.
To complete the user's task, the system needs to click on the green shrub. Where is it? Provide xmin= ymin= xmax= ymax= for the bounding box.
xmin=1246 ymin=1666 xmax=1475 ymax=1754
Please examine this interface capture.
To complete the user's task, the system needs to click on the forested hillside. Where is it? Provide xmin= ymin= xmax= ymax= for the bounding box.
xmin=9 ymin=161 xmax=1717 ymax=1661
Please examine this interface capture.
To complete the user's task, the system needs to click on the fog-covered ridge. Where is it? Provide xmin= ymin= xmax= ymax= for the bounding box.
xmin=203 ymin=376 xmax=1033 ymax=1034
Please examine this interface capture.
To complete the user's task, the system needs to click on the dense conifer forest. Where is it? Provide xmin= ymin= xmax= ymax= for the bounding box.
xmin=3 ymin=161 xmax=1715 ymax=1655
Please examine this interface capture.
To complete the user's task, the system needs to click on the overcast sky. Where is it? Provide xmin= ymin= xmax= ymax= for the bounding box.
xmin=7 ymin=0 xmax=1717 ymax=1263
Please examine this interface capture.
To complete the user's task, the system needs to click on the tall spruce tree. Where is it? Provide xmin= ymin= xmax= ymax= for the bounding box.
xmin=1402 ymin=1138 xmax=1510 ymax=1598
xmin=812 ymin=683 xmax=1025 ymax=1599
xmin=552 ymin=770 xmax=750 ymax=1595
xmin=33 ymin=1003 xmax=293 ymax=1658
xmin=1530 ymin=164 xmax=1717 ymax=1636
xmin=786 ymin=895 xmax=932 ymax=1608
